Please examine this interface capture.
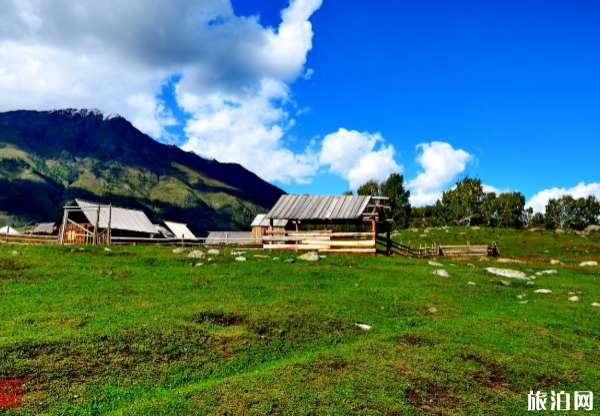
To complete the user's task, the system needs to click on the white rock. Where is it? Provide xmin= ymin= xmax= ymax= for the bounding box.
xmin=319 ymin=255 xmax=327 ymax=259
xmin=534 ymin=289 xmax=552 ymax=294
xmin=568 ymin=296 xmax=579 ymax=302
xmin=535 ymin=272 xmax=542 ymax=276
xmin=484 ymin=268 xmax=529 ymax=280
xmin=297 ymin=252 xmax=320 ymax=262
xmin=519 ymin=301 xmax=528 ymax=304
xmin=420 ymin=234 xmax=428 ymax=238
xmin=253 ymin=255 xmax=269 ymax=259
xmin=10 ymin=250 xmax=21 ymax=256
xmin=580 ymin=261 xmax=598 ymax=267
xmin=517 ymin=295 xmax=525 ymax=299
xmin=428 ymin=261 xmax=443 ymax=267
xmin=207 ymin=249 xmax=221 ymax=255
xmin=195 ymin=263 xmax=203 ymax=267
xmin=568 ymin=292 xmax=575 ymax=295
xmin=432 ymin=269 xmax=451 ymax=278
xmin=467 ymin=281 xmax=476 ymax=286
xmin=235 ymin=257 xmax=246 ymax=262
xmin=104 ymin=248 xmax=111 ymax=252
xmin=497 ymin=258 xmax=524 ymax=264
xmin=541 ymin=270 xmax=558 ymax=275
xmin=172 ymin=247 xmax=188 ymax=254
xmin=283 ymin=259 xmax=295 ymax=264
xmin=428 ymin=307 xmax=438 ymax=313
xmin=527 ymin=282 xmax=535 ymax=286
xmin=355 ymin=323 xmax=371 ymax=330
xmin=550 ymin=260 xmax=561 ymax=265
xmin=591 ymin=303 xmax=600 ymax=307
xmin=273 ymin=257 xmax=280 ymax=261
xmin=187 ymin=250 xmax=205 ymax=258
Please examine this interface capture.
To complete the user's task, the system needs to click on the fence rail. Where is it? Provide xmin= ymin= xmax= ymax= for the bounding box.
xmin=0 ymin=234 xmax=58 ymax=245
xmin=263 ymin=231 xmax=376 ymax=254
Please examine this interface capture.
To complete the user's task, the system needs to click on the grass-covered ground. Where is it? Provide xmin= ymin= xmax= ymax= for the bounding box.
xmin=1 ymin=227 xmax=599 ymax=415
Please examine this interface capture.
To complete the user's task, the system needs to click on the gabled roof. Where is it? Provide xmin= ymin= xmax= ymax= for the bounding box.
xmin=32 ymin=222 xmax=57 ymax=234
xmin=162 ymin=221 xmax=196 ymax=240
xmin=155 ymin=224 xmax=176 ymax=239
xmin=251 ymin=214 xmax=288 ymax=228
xmin=72 ymin=199 xmax=156 ymax=234
xmin=264 ymin=195 xmax=372 ymax=221
xmin=0 ymin=226 xmax=20 ymax=235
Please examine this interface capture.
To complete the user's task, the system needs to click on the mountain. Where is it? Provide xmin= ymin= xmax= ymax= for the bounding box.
xmin=0 ymin=109 xmax=285 ymax=233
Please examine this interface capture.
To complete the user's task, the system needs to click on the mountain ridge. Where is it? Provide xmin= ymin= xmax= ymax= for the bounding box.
xmin=0 ymin=109 xmax=285 ymax=233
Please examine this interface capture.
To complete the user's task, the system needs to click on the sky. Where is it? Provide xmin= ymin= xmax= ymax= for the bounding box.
xmin=0 ymin=0 xmax=599 ymax=212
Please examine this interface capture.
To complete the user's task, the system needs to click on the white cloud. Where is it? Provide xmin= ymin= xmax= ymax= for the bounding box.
xmin=0 ymin=0 xmax=324 ymax=183
xmin=408 ymin=142 xmax=473 ymax=206
xmin=482 ymin=184 xmax=510 ymax=195
xmin=319 ymin=128 xmax=403 ymax=189
xmin=527 ymin=182 xmax=600 ymax=213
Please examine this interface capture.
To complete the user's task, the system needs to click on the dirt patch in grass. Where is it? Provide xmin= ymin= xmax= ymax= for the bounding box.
xmin=397 ymin=334 xmax=431 ymax=347
xmin=461 ymin=354 xmax=508 ymax=390
xmin=406 ymin=382 xmax=461 ymax=414
xmin=0 ymin=259 xmax=28 ymax=272
xmin=192 ymin=311 xmax=248 ymax=327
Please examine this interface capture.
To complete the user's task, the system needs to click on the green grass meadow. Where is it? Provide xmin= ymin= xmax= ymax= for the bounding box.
xmin=1 ymin=228 xmax=599 ymax=415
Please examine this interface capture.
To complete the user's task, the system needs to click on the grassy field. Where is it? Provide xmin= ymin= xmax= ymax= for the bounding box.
xmin=1 ymin=227 xmax=599 ymax=415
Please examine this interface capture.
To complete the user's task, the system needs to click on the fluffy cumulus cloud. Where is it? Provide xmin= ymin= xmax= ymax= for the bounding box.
xmin=319 ymin=129 xmax=402 ymax=190
xmin=527 ymin=182 xmax=600 ymax=213
xmin=408 ymin=142 xmax=473 ymax=206
xmin=482 ymin=184 xmax=510 ymax=195
xmin=0 ymin=0 xmax=325 ymax=183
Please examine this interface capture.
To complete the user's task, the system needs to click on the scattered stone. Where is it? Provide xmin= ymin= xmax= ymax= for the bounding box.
xmin=104 ymin=248 xmax=111 ymax=252
xmin=187 ymin=250 xmax=205 ymax=259
xmin=484 ymin=267 xmax=529 ymax=280
xmin=527 ymin=282 xmax=535 ymax=286
xmin=500 ymin=280 xmax=512 ymax=287
xmin=467 ymin=281 xmax=476 ymax=286
xmin=172 ymin=248 xmax=188 ymax=254
xmin=517 ymin=294 xmax=525 ymax=299
xmin=591 ymin=303 xmax=600 ymax=307
xmin=195 ymin=263 xmax=203 ymax=267
xmin=550 ymin=260 xmax=561 ymax=265
xmin=273 ymin=257 xmax=280 ymax=261
xmin=535 ymin=272 xmax=542 ymax=276
xmin=428 ymin=261 xmax=443 ymax=267
xmin=529 ymin=276 xmax=536 ymax=280
xmin=319 ymin=255 xmax=327 ymax=259
xmin=519 ymin=301 xmax=528 ymax=304
xmin=584 ymin=225 xmax=600 ymax=232
xmin=297 ymin=252 xmax=320 ymax=262
xmin=207 ymin=258 xmax=214 ymax=262
xmin=355 ymin=323 xmax=371 ymax=330
xmin=10 ymin=250 xmax=20 ymax=256
xmin=207 ymin=249 xmax=221 ymax=256
xmin=568 ymin=296 xmax=579 ymax=302
xmin=254 ymin=255 xmax=269 ymax=259
xmin=541 ymin=270 xmax=558 ymax=275
xmin=568 ymin=292 xmax=575 ymax=295
xmin=428 ymin=307 xmax=438 ymax=314
xmin=283 ymin=259 xmax=295 ymax=264
xmin=580 ymin=261 xmax=598 ymax=267
xmin=420 ymin=234 xmax=428 ymax=238
xmin=497 ymin=258 xmax=524 ymax=264
xmin=231 ymin=251 xmax=245 ymax=255
xmin=544 ymin=250 xmax=550 ymax=253
xmin=78 ymin=247 xmax=85 ymax=251
xmin=432 ymin=269 xmax=451 ymax=278
xmin=235 ymin=256 xmax=246 ymax=262
xmin=471 ymin=226 xmax=480 ymax=230
xmin=534 ymin=289 xmax=552 ymax=294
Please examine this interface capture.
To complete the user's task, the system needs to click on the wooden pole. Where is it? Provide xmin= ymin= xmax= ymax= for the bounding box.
xmin=59 ymin=207 xmax=69 ymax=245
xmin=386 ymin=223 xmax=391 ymax=256
xmin=107 ymin=204 xmax=112 ymax=245
xmin=372 ymin=219 xmax=376 ymax=256
xmin=295 ymin=222 xmax=299 ymax=252
xmin=92 ymin=205 xmax=100 ymax=246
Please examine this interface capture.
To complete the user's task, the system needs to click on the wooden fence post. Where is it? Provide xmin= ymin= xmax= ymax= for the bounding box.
xmin=92 ymin=205 xmax=100 ymax=245
xmin=107 ymin=204 xmax=112 ymax=245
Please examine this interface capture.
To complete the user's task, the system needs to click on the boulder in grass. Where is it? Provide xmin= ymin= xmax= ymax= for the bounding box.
xmin=541 ymin=270 xmax=558 ymax=275
xmin=550 ymin=259 xmax=561 ymax=265
xmin=172 ymin=248 xmax=188 ymax=254
xmin=428 ymin=261 xmax=443 ymax=267
xmin=297 ymin=252 xmax=320 ymax=262
xmin=187 ymin=251 xmax=205 ymax=259
xmin=355 ymin=323 xmax=371 ymax=330
xmin=10 ymin=250 xmax=21 ymax=256
xmin=580 ymin=261 xmax=598 ymax=267
xmin=235 ymin=257 xmax=246 ymax=262
xmin=591 ymin=303 xmax=600 ymax=307
xmin=467 ymin=281 xmax=476 ymax=286
xmin=283 ymin=259 xmax=295 ymax=264
xmin=568 ymin=296 xmax=579 ymax=302
xmin=497 ymin=258 xmax=524 ymax=264
xmin=207 ymin=249 xmax=221 ymax=256
xmin=484 ymin=268 xmax=529 ymax=280
xmin=534 ymin=289 xmax=552 ymax=294
xmin=432 ymin=269 xmax=450 ymax=278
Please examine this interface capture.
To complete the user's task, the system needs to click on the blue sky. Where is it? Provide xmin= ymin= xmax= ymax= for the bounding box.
xmin=1 ymin=0 xmax=599 ymax=211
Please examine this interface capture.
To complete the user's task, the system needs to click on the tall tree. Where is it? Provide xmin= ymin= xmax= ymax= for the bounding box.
xmin=381 ymin=173 xmax=411 ymax=229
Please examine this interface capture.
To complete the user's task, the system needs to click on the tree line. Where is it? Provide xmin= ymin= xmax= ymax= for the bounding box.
xmin=349 ymin=174 xmax=600 ymax=231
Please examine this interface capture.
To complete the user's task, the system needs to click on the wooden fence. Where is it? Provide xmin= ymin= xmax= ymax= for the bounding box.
xmin=0 ymin=233 xmax=58 ymax=245
xmin=384 ymin=238 xmax=499 ymax=258
xmin=263 ymin=230 xmax=376 ymax=254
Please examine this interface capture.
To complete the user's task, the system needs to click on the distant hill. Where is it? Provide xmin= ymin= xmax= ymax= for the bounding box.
xmin=0 ymin=109 xmax=285 ymax=234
